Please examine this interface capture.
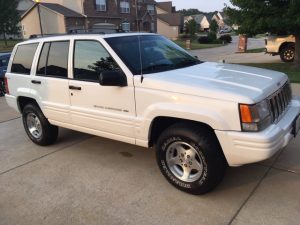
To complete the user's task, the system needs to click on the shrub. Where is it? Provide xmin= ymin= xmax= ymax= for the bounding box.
xmin=198 ymin=36 xmax=210 ymax=44
xmin=198 ymin=32 xmax=217 ymax=44
xmin=207 ymin=32 xmax=217 ymax=42
xmin=219 ymin=34 xmax=232 ymax=43
xmin=179 ymin=33 xmax=191 ymax=39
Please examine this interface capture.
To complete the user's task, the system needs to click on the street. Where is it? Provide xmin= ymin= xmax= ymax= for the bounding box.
xmin=190 ymin=36 xmax=282 ymax=63
xmin=0 ymin=84 xmax=300 ymax=225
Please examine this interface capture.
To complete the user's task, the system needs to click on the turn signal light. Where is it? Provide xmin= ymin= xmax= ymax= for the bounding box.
xmin=239 ymin=104 xmax=253 ymax=123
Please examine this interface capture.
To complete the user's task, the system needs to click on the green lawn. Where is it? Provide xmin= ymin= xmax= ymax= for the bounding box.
xmin=240 ymin=63 xmax=300 ymax=83
xmin=246 ymin=48 xmax=265 ymax=53
xmin=173 ymin=40 xmax=224 ymax=50
xmin=254 ymin=34 xmax=267 ymax=39
xmin=0 ymin=40 xmax=20 ymax=52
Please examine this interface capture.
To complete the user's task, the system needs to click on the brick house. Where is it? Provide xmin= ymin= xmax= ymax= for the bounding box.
xmin=156 ymin=1 xmax=183 ymax=39
xmin=84 ymin=0 xmax=157 ymax=32
xmin=21 ymin=0 xmax=157 ymax=38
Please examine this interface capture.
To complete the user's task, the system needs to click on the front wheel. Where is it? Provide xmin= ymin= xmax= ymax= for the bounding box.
xmin=22 ymin=103 xmax=58 ymax=146
xmin=280 ymin=46 xmax=295 ymax=62
xmin=156 ymin=123 xmax=227 ymax=195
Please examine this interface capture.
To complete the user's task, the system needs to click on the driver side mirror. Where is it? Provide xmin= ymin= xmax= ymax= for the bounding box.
xmin=99 ymin=71 xmax=127 ymax=87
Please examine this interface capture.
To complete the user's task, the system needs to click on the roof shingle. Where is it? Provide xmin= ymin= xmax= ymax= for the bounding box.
xmin=157 ymin=13 xmax=182 ymax=26
xmin=40 ymin=3 xmax=84 ymax=18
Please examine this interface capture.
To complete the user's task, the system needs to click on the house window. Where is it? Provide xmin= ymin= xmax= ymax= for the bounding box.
xmin=151 ymin=22 xmax=155 ymax=32
xmin=122 ymin=22 xmax=130 ymax=32
xmin=96 ymin=0 xmax=106 ymax=11
xmin=120 ymin=0 xmax=130 ymax=13
xmin=147 ymin=5 xmax=155 ymax=15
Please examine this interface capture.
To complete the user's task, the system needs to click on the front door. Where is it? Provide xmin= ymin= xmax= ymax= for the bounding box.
xmin=68 ymin=40 xmax=136 ymax=144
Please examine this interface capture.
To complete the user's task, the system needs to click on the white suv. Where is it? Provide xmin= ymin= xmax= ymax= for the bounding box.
xmin=5 ymin=33 xmax=300 ymax=194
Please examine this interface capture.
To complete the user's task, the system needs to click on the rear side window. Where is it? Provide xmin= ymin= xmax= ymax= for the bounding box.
xmin=73 ymin=40 xmax=120 ymax=82
xmin=37 ymin=41 xmax=69 ymax=78
xmin=11 ymin=43 xmax=38 ymax=75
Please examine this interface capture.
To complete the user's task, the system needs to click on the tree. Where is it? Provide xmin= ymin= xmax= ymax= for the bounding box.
xmin=210 ymin=20 xmax=219 ymax=33
xmin=225 ymin=0 xmax=300 ymax=66
xmin=0 ymin=0 xmax=20 ymax=45
xmin=178 ymin=9 xmax=203 ymax=16
xmin=185 ymin=19 xmax=197 ymax=36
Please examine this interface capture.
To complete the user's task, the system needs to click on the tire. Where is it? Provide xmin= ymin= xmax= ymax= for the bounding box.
xmin=280 ymin=46 xmax=295 ymax=62
xmin=156 ymin=123 xmax=227 ymax=195
xmin=22 ymin=103 xmax=58 ymax=146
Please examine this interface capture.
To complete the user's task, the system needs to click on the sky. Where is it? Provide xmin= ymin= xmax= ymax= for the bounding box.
xmin=156 ymin=0 xmax=232 ymax=12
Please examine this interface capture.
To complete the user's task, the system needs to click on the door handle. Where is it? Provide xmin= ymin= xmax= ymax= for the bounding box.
xmin=69 ymin=85 xmax=81 ymax=90
xmin=31 ymin=80 xmax=41 ymax=84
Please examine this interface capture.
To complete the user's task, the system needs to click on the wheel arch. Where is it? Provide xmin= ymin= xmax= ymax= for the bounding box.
xmin=17 ymin=96 xmax=40 ymax=113
xmin=148 ymin=116 xmax=217 ymax=147
xmin=279 ymin=42 xmax=295 ymax=53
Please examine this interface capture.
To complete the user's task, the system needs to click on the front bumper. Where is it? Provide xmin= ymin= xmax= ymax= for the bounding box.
xmin=216 ymin=97 xmax=300 ymax=166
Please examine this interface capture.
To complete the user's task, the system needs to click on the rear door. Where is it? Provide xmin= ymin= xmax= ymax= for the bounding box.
xmin=31 ymin=41 xmax=71 ymax=123
xmin=68 ymin=39 xmax=136 ymax=144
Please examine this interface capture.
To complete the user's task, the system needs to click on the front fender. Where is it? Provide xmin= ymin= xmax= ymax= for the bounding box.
xmin=135 ymin=101 xmax=241 ymax=145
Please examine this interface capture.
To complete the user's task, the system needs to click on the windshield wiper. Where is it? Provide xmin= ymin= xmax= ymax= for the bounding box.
xmin=175 ymin=59 xmax=201 ymax=69
xmin=142 ymin=63 xmax=175 ymax=73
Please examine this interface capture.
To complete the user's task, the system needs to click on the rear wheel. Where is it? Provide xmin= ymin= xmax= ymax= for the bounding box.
xmin=22 ymin=103 xmax=58 ymax=146
xmin=280 ymin=46 xmax=295 ymax=62
xmin=156 ymin=123 xmax=227 ymax=195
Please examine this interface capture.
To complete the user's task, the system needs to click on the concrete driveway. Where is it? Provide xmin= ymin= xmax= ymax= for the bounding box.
xmin=190 ymin=36 xmax=282 ymax=63
xmin=0 ymin=85 xmax=300 ymax=225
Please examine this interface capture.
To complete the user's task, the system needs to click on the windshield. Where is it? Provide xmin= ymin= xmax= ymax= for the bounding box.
xmin=105 ymin=35 xmax=201 ymax=75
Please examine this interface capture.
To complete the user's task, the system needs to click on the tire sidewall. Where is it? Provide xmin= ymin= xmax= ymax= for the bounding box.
xmin=22 ymin=104 xmax=45 ymax=144
xmin=157 ymin=135 xmax=209 ymax=191
xmin=281 ymin=47 xmax=295 ymax=62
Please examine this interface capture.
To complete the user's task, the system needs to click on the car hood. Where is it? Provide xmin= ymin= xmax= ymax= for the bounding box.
xmin=137 ymin=62 xmax=288 ymax=103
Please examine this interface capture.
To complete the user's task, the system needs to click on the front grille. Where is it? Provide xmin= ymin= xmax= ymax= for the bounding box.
xmin=268 ymin=82 xmax=292 ymax=123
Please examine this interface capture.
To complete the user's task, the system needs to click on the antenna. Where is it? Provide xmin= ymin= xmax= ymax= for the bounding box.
xmin=137 ymin=35 xmax=144 ymax=83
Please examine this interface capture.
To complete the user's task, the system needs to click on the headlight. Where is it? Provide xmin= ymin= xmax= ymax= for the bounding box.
xmin=239 ymin=100 xmax=272 ymax=132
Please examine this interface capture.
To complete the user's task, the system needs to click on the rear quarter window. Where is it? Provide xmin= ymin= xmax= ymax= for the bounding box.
xmin=11 ymin=43 xmax=39 ymax=75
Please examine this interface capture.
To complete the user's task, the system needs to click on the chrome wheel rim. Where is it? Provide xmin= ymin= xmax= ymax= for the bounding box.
xmin=166 ymin=141 xmax=204 ymax=182
xmin=284 ymin=49 xmax=294 ymax=61
xmin=26 ymin=112 xmax=42 ymax=139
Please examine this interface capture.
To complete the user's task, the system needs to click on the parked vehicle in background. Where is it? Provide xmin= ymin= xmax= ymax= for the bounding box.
xmin=0 ymin=53 xmax=11 ymax=96
xmin=265 ymin=35 xmax=295 ymax=62
xmin=4 ymin=33 xmax=300 ymax=195
xmin=219 ymin=27 xmax=232 ymax=34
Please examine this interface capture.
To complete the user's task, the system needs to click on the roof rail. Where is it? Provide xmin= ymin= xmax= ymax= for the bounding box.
xmin=28 ymin=29 xmax=125 ymax=39
xmin=68 ymin=28 xmax=125 ymax=34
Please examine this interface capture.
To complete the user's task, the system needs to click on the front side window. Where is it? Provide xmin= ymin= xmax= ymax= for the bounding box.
xmin=96 ymin=0 xmax=106 ymax=11
xmin=105 ymin=35 xmax=200 ymax=75
xmin=73 ymin=40 xmax=120 ymax=82
xmin=37 ymin=41 xmax=69 ymax=78
xmin=11 ymin=43 xmax=38 ymax=75
xmin=120 ymin=0 xmax=130 ymax=13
